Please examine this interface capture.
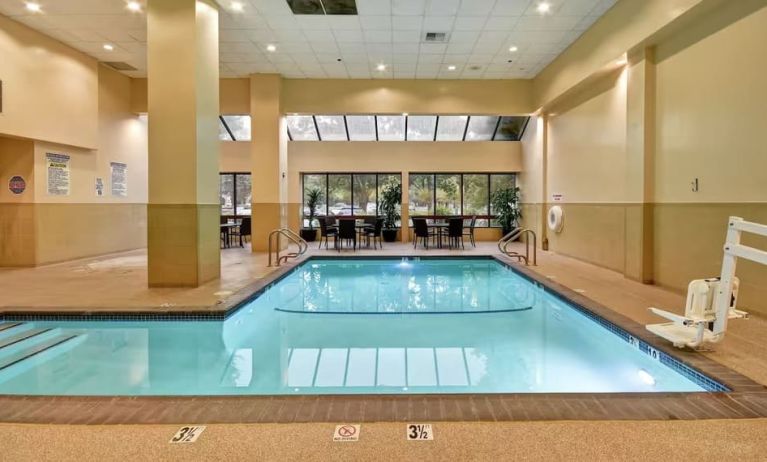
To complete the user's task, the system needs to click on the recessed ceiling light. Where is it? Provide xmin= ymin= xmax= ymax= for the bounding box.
xmin=447 ymin=65 xmax=456 ymax=71
xmin=509 ymin=46 xmax=518 ymax=52
xmin=376 ymin=63 xmax=386 ymax=71
xmin=25 ymin=2 xmax=41 ymax=12
xmin=266 ymin=44 xmax=276 ymax=52
xmin=231 ymin=1 xmax=244 ymax=12
xmin=103 ymin=44 xmax=114 ymax=51
xmin=126 ymin=1 xmax=141 ymax=12
xmin=536 ymin=2 xmax=551 ymax=14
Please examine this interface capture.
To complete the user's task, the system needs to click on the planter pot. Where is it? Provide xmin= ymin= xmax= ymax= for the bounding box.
xmin=300 ymin=228 xmax=317 ymax=242
xmin=382 ymin=229 xmax=398 ymax=242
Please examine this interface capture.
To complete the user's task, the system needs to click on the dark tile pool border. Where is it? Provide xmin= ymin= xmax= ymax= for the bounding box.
xmin=0 ymin=254 xmax=765 ymax=424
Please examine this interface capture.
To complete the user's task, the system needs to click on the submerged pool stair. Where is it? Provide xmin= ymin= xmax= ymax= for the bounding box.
xmin=0 ymin=321 xmax=82 ymax=374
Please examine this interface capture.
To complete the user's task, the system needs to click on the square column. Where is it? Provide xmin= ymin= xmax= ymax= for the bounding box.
xmin=146 ymin=0 xmax=220 ymax=287
xmin=250 ymin=74 xmax=287 ymax=251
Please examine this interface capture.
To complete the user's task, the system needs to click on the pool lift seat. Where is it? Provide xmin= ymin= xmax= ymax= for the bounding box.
xmin=646 ymin=216 xmax=764 ymax=349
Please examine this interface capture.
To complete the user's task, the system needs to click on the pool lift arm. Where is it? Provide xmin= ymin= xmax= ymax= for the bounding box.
xmin=646 ymin=217 xmax=764 ymax=349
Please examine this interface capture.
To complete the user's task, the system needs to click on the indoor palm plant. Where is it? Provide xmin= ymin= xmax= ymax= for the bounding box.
xmin=379 ymin=183 xmax=402 ymax=242
xmin=490 ymin=186 xmax=522 ymax=235
xmin=300 ymin=187 xmax=322 ymax=242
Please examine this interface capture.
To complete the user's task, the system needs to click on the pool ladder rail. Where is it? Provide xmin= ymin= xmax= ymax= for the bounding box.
xmin=268 ymin=228 xmax=308 ymax=267
xmin=498 ymin=228 xmax=537 ymax=266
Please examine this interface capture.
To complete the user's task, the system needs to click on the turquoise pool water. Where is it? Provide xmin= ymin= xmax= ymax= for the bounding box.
xmin=0 ymin=258 xmax=707 ymax=395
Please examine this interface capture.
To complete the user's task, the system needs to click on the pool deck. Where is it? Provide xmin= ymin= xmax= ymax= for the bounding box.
xmin=1 ymin=241 xmax=767 ymax=458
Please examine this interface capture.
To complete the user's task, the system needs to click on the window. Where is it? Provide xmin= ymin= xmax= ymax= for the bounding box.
xmin=315 ymin=115 xmax=347 ymax=141
xmin=465 ymin=116 xmax=499 ymax=141
xmin=218 ymin=115 xmax=251 ymax=141
xmin=285 ymin=114 xmax=530 ymax=141
xmin=436 ymin=116 xmax=468 ymax=141
xmin=302 ymin=173 xmax=402 ymax=226
xmin=408 ymin=173 xmax=516 ymax=227
xmin=219 ymin=172 xmax=252 ymax=217
xmin=287 ymin=115 xmax=319 ymax=140
xmin=406 ymin=115 xmax=437 ymax=141
xmin=376 ymin=115 xmax=406 ymax=141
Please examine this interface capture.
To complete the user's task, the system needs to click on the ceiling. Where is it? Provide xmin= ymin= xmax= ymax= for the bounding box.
xmin=0 ymin=0 xmax=617 ymax=79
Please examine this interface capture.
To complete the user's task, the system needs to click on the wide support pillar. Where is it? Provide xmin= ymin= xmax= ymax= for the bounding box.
xmin=146 ymin=0 xmax=220 ymax=287
xmin=624 ymin=47 xmax=656 ymax=283
xmin=250 ymin=74 xmax=287 ymax=252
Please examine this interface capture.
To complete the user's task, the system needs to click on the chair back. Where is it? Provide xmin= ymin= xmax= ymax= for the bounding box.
xmin=239 ymin=217 xmax=251 ymax=235
xmin=413 ymin=218 xmax=428 ymax=237
xmin=372 ymin=217 xmax=384 ymax=235
xmin=364 ymin=216 xmax=376 ymax=226
xmin=339 ymin=219 xmax=356 ymax=239
xmin=220 ymin=216 xmax=229 ymax=224
xmin=325 ymin=216 xmax=337 ymax=227
xmin=448 ymin=218 xmax=463 ymax=237
xmin=319 ymin=217 xmax=329 ymax=234
xmin=470 ymin=215 xmax=477 ymax=229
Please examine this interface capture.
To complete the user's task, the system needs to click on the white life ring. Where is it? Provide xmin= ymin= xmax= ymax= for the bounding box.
xmin=547 ymin=205 xmax=564 ymax=233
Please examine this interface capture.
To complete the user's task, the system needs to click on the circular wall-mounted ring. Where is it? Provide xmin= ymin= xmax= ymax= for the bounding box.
xmin=547 ymin=205 xmax=564 ymax=233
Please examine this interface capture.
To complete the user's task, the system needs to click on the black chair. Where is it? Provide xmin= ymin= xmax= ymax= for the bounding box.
xmin=365 ymin=217 xmax=384 ymax=249
xmin=230 ymin=217 xmax=251 ymax=247
xmin=220 ymin=216 xmax=231 ymax=247
xmin=446 ymin=217 xmax=465 ymax=249
xmin=318 ymin=216 xmax=337 ymax=249
xmin=337 ymin=219 xmax=357 ymax=251
xmin=412 ymin=218 xmax=436 ymax=249
xmin=463 ymin=215 xmax=477 ymax=247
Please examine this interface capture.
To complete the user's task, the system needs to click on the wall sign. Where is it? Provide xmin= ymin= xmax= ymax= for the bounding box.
xmin=333 ymin=424 xmax=360 ymax=442
xmin=110 ymin=162 xmax=127 ymax=197
xmin=551 ymin=193 xmax=563 ymax=202
xmin=8 ymin=175 xmax=26 ymax=195
xmin=95 ymin=177 xmax=104 ymax=196
xmin=406 ymin=423 xmax=434 ymax=441
xmin=46 ymin=153 xmax=70 ymax=196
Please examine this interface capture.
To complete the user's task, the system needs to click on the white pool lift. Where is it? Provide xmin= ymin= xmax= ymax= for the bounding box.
xmin=647 ymin=216 xmax=766 ymax=349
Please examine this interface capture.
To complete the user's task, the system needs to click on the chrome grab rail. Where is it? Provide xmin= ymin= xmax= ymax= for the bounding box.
xmin=498 ymin=228 xmax=537 ymax=266
xmin=268 ymin=228 xmax=308 ymax=267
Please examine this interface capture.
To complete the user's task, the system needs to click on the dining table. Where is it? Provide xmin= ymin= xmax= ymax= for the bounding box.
xmin=220 ymin=222 xmax=241 ymax=248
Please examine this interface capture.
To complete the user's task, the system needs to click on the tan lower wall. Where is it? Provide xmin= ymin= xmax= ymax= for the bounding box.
xmin=545 ymin=203 xmax=628 ymax=273
xmin=0 ymin=204 xmax=37 ymax=266
xmin=654 ymin=203 xmax=767 ymax=316
xmin=35 ymin=204 xmax=147 ymax=265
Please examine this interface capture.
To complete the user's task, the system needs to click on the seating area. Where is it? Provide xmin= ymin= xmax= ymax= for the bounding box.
xmin=220 ymin=217 xmax=251 ymax=249
xmin=317 ymin=216 xmax=384 ymax=251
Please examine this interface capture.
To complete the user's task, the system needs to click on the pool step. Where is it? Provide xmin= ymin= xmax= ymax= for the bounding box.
xmin=0 ymin=334 xmax=80 ymax=372
xmin=0 ymin=328 xmax=54 ymax=351
xmin=0 ymin=322 xmax=23 ymax=333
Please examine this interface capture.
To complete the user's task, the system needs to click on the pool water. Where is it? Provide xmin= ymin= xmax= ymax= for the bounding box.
xmin=0 ymin=258 xmax=707 ymax=395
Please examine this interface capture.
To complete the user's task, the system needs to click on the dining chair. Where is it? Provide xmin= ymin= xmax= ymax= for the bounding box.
xmin=447 ymin=217 xmax=465 ymax=249
xmin=365 ymin=217 xmax=384 ymax=249
xmin=412 ymin=218 xmax=436 ymax=249
xmin=463 ymin=215 xmax=477 ymax=247
xmin=338 ymin=219 xmax=357 ymax=251
xmin=231 ymin=217 xmax=251 ymax=247
xmin=318 ymin=216 xmax=337 ymax=249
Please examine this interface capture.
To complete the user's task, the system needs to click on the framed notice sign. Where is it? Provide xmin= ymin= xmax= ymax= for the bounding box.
xmin=110 ymin=162 xmax=127 ymax=197
xmin=46 ymin=153 xmax=70 ymax=196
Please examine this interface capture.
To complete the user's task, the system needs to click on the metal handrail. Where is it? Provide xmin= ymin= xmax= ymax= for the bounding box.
xmin=498 ymin=228 xmax=537 ymax=266
xmin=268 ymin=228 xmax=308 ymax=267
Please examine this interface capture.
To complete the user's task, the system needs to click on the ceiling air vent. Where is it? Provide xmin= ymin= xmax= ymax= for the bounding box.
xmin=103 ymin=62 xmax=137 ymax=71
xmin=423 ymin=32 xmax=450 ymax=43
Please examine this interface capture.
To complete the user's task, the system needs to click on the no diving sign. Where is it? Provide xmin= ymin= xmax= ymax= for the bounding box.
xmin=333 ymin=424 xmax=360 ymax=442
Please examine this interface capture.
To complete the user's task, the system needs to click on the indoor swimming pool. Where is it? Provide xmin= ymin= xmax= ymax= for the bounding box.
xmin=0 ymin=258 xmax=717 ymax=395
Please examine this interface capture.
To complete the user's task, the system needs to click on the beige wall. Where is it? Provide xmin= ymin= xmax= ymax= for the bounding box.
xmin=0 ymin=15 xmax=98 ymax=149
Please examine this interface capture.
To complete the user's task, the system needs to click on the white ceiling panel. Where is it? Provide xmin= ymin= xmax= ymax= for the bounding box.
xmin=0 ymin=0 xmax=617 ymax=80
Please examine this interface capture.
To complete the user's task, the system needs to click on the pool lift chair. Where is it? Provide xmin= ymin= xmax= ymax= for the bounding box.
xmin=646 ymin=216 xmax=765 ymax=349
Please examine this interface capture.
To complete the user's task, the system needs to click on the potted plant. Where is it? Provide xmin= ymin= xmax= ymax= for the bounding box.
xmin=491 ymin=186 xmax=522 ymax=236
xmin=300 ymin=187 xmax=322 ymax=242
xmin=379 ymin=183 xmax=402 ymax=242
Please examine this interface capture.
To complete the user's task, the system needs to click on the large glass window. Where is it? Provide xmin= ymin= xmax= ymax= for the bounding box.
xmin=376 ymin=115 xmax=406 ymax=141
xmin=435 ymin=116 xmax=468 ymax=141
xmin=435 ymin=174 xmax=460 ymax=216
xmin=302 ymin=173 xmax=402 ymax=226
xmin=219 ymin=172 xmax=252 ymax=217
xmin=315 ymin=115 xmax=347 ymax=141
xmin=219 ymin=115 xmax=252 ymax=141
xmin=464 ymin=116 xmax=499 ymax=141
xmin=408 ymin=174 xmax=434 ymax=217
xmin=494 ymin=116 xmax=529 ymax=141
xmin=406 ymin=115 xmax=437 ymax=141
xmin=287 ymin=115 xmax=319 ymax=141
xmin=408 ymin=173 xmax=516 ymax=227
xmin=346 ymin=115 xmax=376 ymax=141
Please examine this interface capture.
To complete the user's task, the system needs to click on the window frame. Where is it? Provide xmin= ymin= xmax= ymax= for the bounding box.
xmin=219 ymin=115 xmax=252 ymax=141
xmin=407 ymin=172 xmax=517 ymax=227
xmin=301 ymin=172 xmax=403 ymax=226
xmin=219 ymin=171 xmax=252 ymax=218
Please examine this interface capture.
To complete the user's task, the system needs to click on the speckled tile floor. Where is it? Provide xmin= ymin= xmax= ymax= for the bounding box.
xmin=2 ymin=420 xmax=767 ymax=461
